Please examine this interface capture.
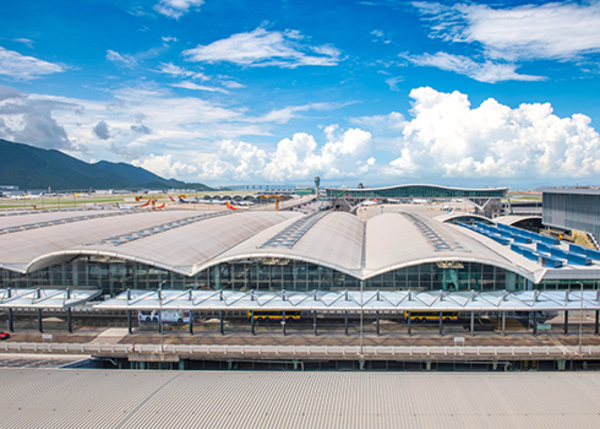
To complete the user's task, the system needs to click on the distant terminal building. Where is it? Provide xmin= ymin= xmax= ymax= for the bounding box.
xmin=0 ymin=185 xmax=19 ymax=198
xmin=222 ymin=184 xmax=297 ymax=191
xmin=325 ymin=184 xmax=508 ymax=216
xmin=543 ymin=188 xmax=600 ymax=249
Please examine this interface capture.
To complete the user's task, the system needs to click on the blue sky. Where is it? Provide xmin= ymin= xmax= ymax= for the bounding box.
xmin=2 ymin=0 xmax=600 ymax=188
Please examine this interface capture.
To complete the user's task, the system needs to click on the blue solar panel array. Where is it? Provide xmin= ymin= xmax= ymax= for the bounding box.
xmin=458 ymin=220 xmax=599 ymax=268
xmin=568 ymin=242 xmax=600 ymax=261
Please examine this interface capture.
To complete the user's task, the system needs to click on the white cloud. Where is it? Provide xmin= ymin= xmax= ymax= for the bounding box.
xmin=413 ymin=1 xmax=600 ymax=62
xmin=132 ymin=153 xmax=198 ymax=179
xmin=371 ymin=29 xmax=392 ymax=44
xmin=0 ymin=46 xmax=65 ymax=81
xmin=106 ymin=50 xmax=138 ymax=68
xmin=12 ymin=38 xmax=34 ymax=48
xmin=157 ymin=62 xmax=208 ymax=80
xmin=385 ymin=76 xmax=403 ymax=91
xmin=220 ymin=80 xmax=246 ymax=89
xmin=404 ymin=52 xmax=544 ymax=83
xmin=154 ymin=0 xmax=204 ymax=19
xmin=132 ymin=126 xmax=376 ymax=184
xmin=209 ymin=127 xmax=373 ymax=182
xmin=183 ymin=27 xmax=341 ymax=68
xmin=170 ymin=81 xmax=229 ymax=93
xmin=377 ymin=87 xmax=600 ymax=179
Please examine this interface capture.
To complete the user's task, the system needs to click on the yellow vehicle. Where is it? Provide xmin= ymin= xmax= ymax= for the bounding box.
xmin=247 ymin=310 xmax=302 ymax=321
xmin=404 ymin=311 xmax=459 ymax=323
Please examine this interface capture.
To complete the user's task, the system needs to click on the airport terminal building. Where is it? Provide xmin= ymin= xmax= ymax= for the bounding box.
xmin=2 ymin=204 xmax=600 ymax=317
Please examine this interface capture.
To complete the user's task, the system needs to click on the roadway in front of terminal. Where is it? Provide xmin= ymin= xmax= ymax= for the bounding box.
xmin=1 ymin=313 xmax=600 ymax=369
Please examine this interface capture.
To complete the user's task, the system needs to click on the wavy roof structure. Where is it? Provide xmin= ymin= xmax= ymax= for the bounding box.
xmin=1 ymin=207 xmax=599 ymax=284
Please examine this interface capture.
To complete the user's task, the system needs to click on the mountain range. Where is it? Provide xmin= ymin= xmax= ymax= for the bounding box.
xmin=0 ymin=139 xmax=210 ymax=191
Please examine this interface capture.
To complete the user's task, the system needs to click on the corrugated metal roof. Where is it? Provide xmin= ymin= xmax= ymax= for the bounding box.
xmin=1 ymin=208 xmax=599 ymax=283
xmin=95 ymin=288 xmax=600 ymax=312
xmin=0 ymin=288 xmax=101 ymax=308
xmin=495 ymin=215 xmax=542 ymax=225
xmin=0 ymin=369 xmax=599 ymax=429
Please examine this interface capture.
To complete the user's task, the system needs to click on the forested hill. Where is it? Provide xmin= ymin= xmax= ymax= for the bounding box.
xmin=0 ymin=139 xmax=210 ymax=191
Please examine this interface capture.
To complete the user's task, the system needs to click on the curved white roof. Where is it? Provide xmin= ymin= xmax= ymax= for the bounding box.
xmin=495 ymin=215 xmax=542 ymax=225
xmin=26 ymin=210 xmax=300 ymax=275
xmin=0 ymin=207 xmax=595 ymax=284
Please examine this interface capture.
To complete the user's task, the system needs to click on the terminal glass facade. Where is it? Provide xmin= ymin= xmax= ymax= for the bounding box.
xmin=326 ymin=185 xmax=507 ymax=199
xmin=0 ymin=257 xmax=541 ymax=295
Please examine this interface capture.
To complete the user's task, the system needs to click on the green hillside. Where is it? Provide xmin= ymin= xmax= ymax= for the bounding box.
xmin=0 ymin=139 xmax=211 ymax=191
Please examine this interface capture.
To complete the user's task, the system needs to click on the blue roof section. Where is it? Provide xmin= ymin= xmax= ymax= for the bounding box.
xmin=458 ymin=222 xmax=510 ymax=245
xmin=459 ymin=222 xmax=580 ymax=269
xmin=569 ymin=243 xmax=600 ymax=261
xmin=496 ymin=223 xmax=560 ymax=245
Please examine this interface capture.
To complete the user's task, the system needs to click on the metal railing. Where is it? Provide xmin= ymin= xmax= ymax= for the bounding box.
xmin=1 ymin=342 xmax=599 ymax=358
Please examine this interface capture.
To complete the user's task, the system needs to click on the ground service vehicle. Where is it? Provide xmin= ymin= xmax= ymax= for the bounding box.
xmin=404 ymin=311 xmax=459 ymax=322
xmin=247 ymin=311 xmax=302 ymax=321
xmin=137 ymin=310 xmax=191 ymax=324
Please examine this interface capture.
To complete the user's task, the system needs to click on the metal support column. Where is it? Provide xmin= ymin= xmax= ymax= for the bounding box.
xmin=37 ymin=309 xmax=43 ymax=333
xmin=439 ymin=310 xmax=443 ymax=336
xmin=251 ymin=310 xmax=255 ymax=335
xmin=595 ymin=310 xmax=599 ymax=336
xmin=67 ymin=308 xmax=72 ymax=334
xmin=501 ymin=311 xmax=506 ymax=336
xmin=189 ymin=311 xmax=194 ymax=335
xmin=564 ymin=310 xmax=569 ymax=335
xmin=313 ymin=311 xmax=317 ymax=336
xmin=282 ymin=310 xmax=286 ymax=336
xmin=345 ymin=311 xmax=349 ymax=336
xmin=8 ymin=309 xmax=13 ymax=333
xmin=158 ymin=309 xmax=163 ymax=334
xmin=470 ymin=311 xmax=475 ymax=337
xmin=407 ymin=311 xmax=411 ymax=336
xmin=533 ymin=311 xmax=537 ymax=336
xmin=376 ymin=311 xmax=380 ymax=336
xmin=127 ymin=310 xmax=132 ymax=334
xmin=219 ymin=310 xmax=224 ymax=335
xmin=66 ymin=288 xmax=72 ymax=334
xmin=37 ymin=288 xmax=43 ymax=333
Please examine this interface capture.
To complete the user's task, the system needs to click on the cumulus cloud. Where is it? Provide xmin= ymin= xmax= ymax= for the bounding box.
xmin=264 ymin=126 xmax=375 ymax=181
xmin=154 ymin=0 xmax=203 ymax=19
xmin=131 ymin=124 xmax=152 ymax=135
xmin=93 ymin=120 xmax=111 ymax=140
xmin=376 ymin=87 xmax=600 ymax=180
xmin=413 ymin=1 xmax=600 ymax=62
xmin=183 ymin=27 xmax=341 ymax=68
xmin=0 ymin=46 xmax=65 ymax=81
xmin=0 ymin=88 xmax=77 ymax=150
xmin=132 ymin=127 xmax=376 ymax=183
xmin=106 ymin=50 xmax=138 ymax=68
xmin=132 ymin=153 xmax=199 ymax=179
xmin=403 ymin=52 xmax=544 ymax=83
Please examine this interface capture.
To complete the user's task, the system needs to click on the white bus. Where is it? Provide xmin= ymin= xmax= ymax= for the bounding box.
xmin=137 ymin=310 xmax=191 ymax=324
